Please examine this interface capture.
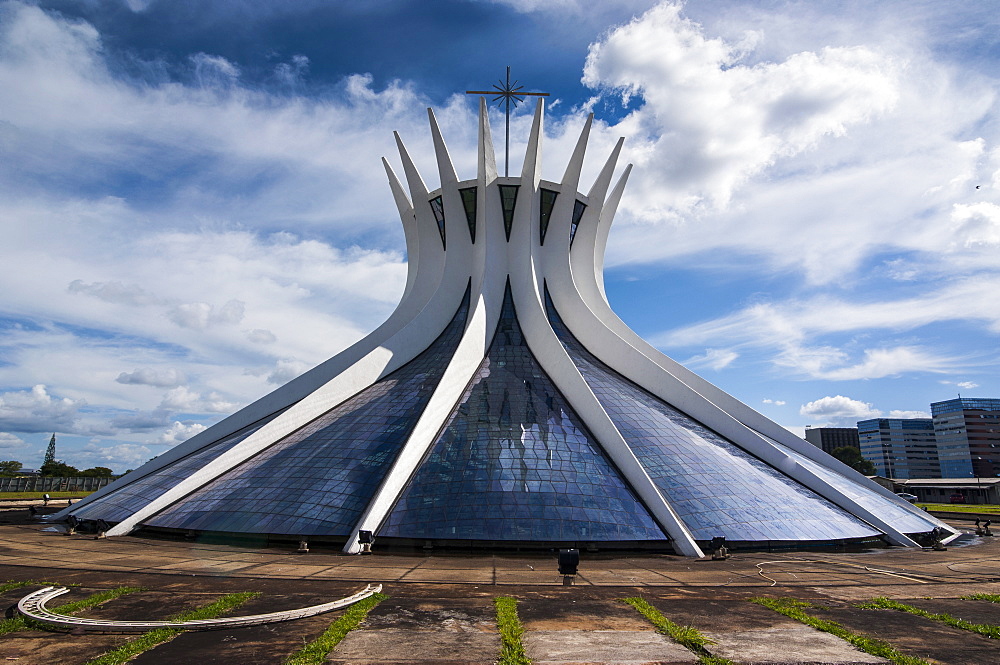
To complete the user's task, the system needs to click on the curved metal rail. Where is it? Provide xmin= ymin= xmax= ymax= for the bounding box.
xmin=17 ymin=583 xmax=382 ymax=633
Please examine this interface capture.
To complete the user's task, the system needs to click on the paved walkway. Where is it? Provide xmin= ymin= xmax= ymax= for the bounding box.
xmin=2 ymin=519 xmax=1000 ymax=664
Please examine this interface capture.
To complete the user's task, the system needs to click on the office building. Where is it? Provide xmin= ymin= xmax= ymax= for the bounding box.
xmin=857 ymin=419 xmax=939 ymax=479
xmin=805 ymin=427 xmax=860 ymax=455
xmin=932 ymin=398 xmax=1000 ymax=478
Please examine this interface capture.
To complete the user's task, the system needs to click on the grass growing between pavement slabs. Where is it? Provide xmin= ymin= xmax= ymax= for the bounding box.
xmin=494 ymin=596 xmax=530 ymax=665
xmin=285 ymin=592 xmax=387 ymax=665
xmin=752 ymin=597 xmax=929 ymax=665
xmin=0 ymin=585 xmax=143 ymax=636
xmin=964 ymin=593 xmax=1000 ymax=603
xmin=0 ymin=579 xmax=75 ymax=594
xmin=83 ymin=591 xmax=259 ymax=665
xmin=858 ymin=597 xmax=1000 ymax=639
xmin=622 ymin=597 xmax=734 ymax=665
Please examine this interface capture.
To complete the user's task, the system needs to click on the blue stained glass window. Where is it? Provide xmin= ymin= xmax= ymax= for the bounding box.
xmin=545 ymin=289 xmax=881 ymax=543
xmin=142 ymin=286 xmax=472 ymax=537
xmin=70 ymin=413 xmax=282 ymax=524
xmin=761 ymin=436 xmax=942 ymax=535
xmin=380 ymin=284 xmax=665 ymax=542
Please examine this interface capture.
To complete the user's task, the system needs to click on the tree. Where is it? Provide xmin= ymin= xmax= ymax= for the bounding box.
xmin=43 ymin=433 xmax=56 ymax=466
xmin=79 ymin=466 xmax=114 ymax=478
xmin=40 ymin=460 xmax=79 ymax=477
xmin=830 ymin=446 xmax=876 ymax=476
xmin=0 ymin=460 xmax=23 ymax=476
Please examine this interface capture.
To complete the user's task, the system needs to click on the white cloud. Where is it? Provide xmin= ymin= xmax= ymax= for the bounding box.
xmin=888 ymin=409 xmax=930 ymax=419
xmin=246 ymin=329 xmax=277 ymax=344
xmin=266 ymin=358 xmax=310 ymax=385
xmin=0 ymin=385 xmax=83 ymax=433
xmin=0 ymin=432 xmax=27 ymax=450
xmin=167 ymin=299 xmax=245 ymax=330
xmin=158 ymin=387 xmax=235 ymax=414
xmin=159 ymin=421 xmax=207 ymax=445
xmin=951 ymin=202 xmax=1000 ymax=247
xmin=958 ymin=381 xmax=980 ymax=390
xmin=68 ymin=280 xmax=163 ymax=306
xmin=683 ymin=348 xmax=738 ymax=370
xmin=800 ymin=395 xmax=881 ymax=425
xmin=69 ymin=441 xmax=155 ymax=469
xmin=762 ymin=398 xmax=786 ymax=406
xmin=116 ymin=368 xmax=186 ymax=388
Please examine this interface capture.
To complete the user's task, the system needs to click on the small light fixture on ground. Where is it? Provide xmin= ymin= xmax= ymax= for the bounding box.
xmin=558 ymin=548 xmax=579 ymax=585
xmin=710 ymin=536 xmax=729 ymax=560
xmin=358 ymin=529 xmax=374 ymax=554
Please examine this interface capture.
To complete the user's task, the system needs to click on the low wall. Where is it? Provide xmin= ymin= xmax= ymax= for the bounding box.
xmin=0 ymin=476 xmax=114 ymax=493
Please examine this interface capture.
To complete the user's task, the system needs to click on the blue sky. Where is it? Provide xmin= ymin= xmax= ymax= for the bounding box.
xmin=1 ymin=0 xmax=998 ymax=472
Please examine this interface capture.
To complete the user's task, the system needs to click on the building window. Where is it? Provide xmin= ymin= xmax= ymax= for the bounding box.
xmin=429 ymin=195 xmax=446 ymax=249
xmin=539 ymin=188 xmax=558 ymax=245
xmin=458 ymin=187 xmax=477 ymax=243
xmin=498 ymin=185 xmax=519 ymax=241
xmin=570 ymin=200 xmax=587 ymax=246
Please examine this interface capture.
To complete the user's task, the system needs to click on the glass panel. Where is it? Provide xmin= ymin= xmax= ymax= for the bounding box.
xmin=459 ymin=187 xmax=477 ymax=243
xmin=143 ymin=286 xmax=472 ymax=536
xmin=70 ymin=413 xmax=282 ymax=524
xmin=762 ymin=436 xmax=943 ymax=535
xmin=545 ymin=289 xmax=882 ymax=543
xmin=570 ymin=200 xmax=586 ymax=246
xmin=539 ymin=188 xmax=558 ymax=245
xmin=429 ymin=195 xmax=446 ymax=249
xmin=498 ymin=185 xmax=519 ymax=241
xmin=380 ymin=284 xmax=666 ymax=542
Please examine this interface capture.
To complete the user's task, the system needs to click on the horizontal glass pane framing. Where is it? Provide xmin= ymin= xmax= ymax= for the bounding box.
xmin=70 ymin=413 xmax=281 ymax=523
xmin=144 ymin=286 xmax=472 ymax=537
xmin=380 ymin=285 xmax=665 ymax=542
xmin=545 ymin=290 xmax=880 ymax=543
xmin=763 ymin=436 xmax=942 ymax=534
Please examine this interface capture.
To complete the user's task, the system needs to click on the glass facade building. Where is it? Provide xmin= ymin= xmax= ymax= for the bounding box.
xmin=857 ymin=418 xmax=940 ymax=480
xmin=932 ymin=398 xmax=1000 ymax=478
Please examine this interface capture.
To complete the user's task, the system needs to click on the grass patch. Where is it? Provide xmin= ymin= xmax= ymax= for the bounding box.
xmin=916 ymin=503 xmax=1000 ymax=514
xmin=0 ymin=491 xmax=95 ymax=500
xmin=963 ymin=593 xmax=1000 ymax=603
xmin=494 ymin=596 xmax=531 ymax=665
xmin=0 ymin=585 xmax=143 ymax=636
xmin=285 ymin=592 xmax=387 ymax=665
xmin=83 ymin=591 xmax=259 ymax=665
xmin=622 ymin=597 xmax=733 ymax=665
xmin=752 ymin=596 xmax=929 ymax=665
xmin=858 ymin=596 xmax=1000 ymax=639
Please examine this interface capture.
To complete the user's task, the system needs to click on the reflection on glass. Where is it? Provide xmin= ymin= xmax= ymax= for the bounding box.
xmin=545 ymin=289 xmax=881 ymax=542
xmin=381 ymin=284 xmax=665 ymax=542
xmin=144 ymin=286 xmax=472 ymax=536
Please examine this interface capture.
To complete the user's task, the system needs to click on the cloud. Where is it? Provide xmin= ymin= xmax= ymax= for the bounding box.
xmin=159 ymin=421 xmax=207 ymax=445
xmin=888 ymin=409 xmax=930 ymax=419
xmin=116 ymin=367 xmax=186 ymax=388
xmin=951 ymin=202 xmax=1000 ymax=247
xmin=958 ymin=381 xmax=980 ymax=390
xmin=70 ymin=442 xmax=155 ymax=469
xmin=683 ymin=348 xmax=738 ymax=370
xmin=763 ymin=398 xmax=786 ymax=406
xmin=266 ymin=358 xmax=310 ymax=385
xmin=0 ymin=432 xmax=27 ymax=450
xmin=245 ymin=329 xmax=277 ymax=344
xmin=0 ymin=385 xmax=83 ymax=433
xmin=584 ymin=2 xmax=899 ymax=218
xmin=166 ymin=299 xmax=245 ymax=330
xmin=68 ymin=280 xmax=164 ymax=306
xmin=800 ymin=395 xmax=881 ymax=425
xmin=159 ymin=387 xmax=236 ymax=414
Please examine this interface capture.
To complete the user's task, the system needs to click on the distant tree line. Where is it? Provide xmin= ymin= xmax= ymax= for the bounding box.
xmin=0 ymin=459 xmax=116 ymax=478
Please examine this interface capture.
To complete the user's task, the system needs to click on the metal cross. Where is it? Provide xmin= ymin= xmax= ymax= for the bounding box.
xmin=467 ymin=66 xmax=549 ymax=177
